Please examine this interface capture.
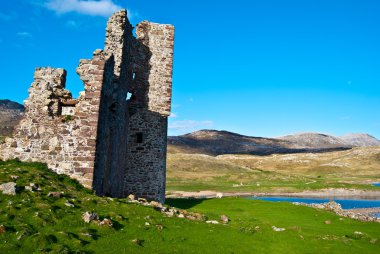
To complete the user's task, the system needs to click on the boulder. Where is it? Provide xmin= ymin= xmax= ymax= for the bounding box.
xmin=220 ymin=215 xmax=229 ymax=224
xmin=82 ymin=212 xmax=99 ymax=223
xmin=206 ymin=220 xmax=219 ymax=224
xmin=272 ymin=226 xmax=285 ymax=232
xmin=100 ymin=218 xmax=113 ymax=227
xmin=0 ymin=182 xmax=17 ymax=195
xmin=47 ymin=192 xmax=62 ymax=198
xmin=10 ymin=175 xmax=19 ymax=180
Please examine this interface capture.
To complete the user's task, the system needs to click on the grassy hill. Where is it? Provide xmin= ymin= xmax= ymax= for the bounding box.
xmin=1 ymin=159 xmax=380 ymax=253
xmin=166 ymin=147 xmax=380 ymax=193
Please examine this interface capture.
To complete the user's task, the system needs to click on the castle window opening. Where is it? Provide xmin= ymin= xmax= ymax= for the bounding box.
xmin=136 ymin=132 xmax=143 ymax=143
xmin=126 ymin=92 xmax=133 ymax=101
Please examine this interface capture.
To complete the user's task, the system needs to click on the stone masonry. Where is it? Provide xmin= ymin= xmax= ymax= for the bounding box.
xmin=0 ymin=9 xmax=174 ymax=203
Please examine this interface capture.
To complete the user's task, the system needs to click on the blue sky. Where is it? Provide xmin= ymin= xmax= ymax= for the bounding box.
xmin=0 ymin=0 xmax=379 ymax=138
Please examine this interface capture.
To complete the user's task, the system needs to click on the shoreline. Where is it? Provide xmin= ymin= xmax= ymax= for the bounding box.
xmin=167 ymin=188 xmax=380 ymax=222
xmin=167 ymin=188 xmax=380 ymax=199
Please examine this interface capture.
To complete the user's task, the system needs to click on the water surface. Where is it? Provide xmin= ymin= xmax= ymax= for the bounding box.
xmin=249 ymin=196 xmax=380 ymax=210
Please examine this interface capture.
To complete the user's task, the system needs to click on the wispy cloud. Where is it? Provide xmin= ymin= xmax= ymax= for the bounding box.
xmin=45 ymin=0 xmax=122 ymax=17
xmin=17 ymin=32 xmax=32 ymax=38
xmin=169 ymin=120 xmax=214 ymax=133
xmin=169 ymin=113 xmax=178 ymax=118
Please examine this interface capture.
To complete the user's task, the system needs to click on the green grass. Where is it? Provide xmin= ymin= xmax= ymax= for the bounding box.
xmin=0 ymin=160 xmax=380 ymax=253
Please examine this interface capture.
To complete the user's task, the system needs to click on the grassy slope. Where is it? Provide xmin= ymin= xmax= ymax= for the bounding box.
xmin=0 ymin=160 xmax=380 ymax=253
xmin=166 ymin=147 xmax=380 ymax=192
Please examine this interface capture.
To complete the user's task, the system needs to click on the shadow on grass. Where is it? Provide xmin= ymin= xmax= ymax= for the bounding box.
xmin=165 ymin=198 xmax=206 ymax=209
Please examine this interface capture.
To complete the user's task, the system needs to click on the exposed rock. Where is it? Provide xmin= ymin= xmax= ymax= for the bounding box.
xmin=206 ymin=220 xmax=219 ymax=224
xmin=272 ymin=226 xmax=286 ymax=232
xmin=150 ymin=201 xmax=163 ymax=208
xmin=25 ymin=183 xmax=38 ymax=192
xmin=10 ymin=175 xmax=19 ymax=180
xmin=100 ymin=218 xmax=113 ymax=227
xmin=132 ymin=239 xmax=143 ymax=246
xmin=82 ymin=212 xmax=99 ymax=223
xmin=64 ymin=201 xmax=75 ymax=208
xmin=155 ymin=224 xmax=164 ymax=231
xmin=324 ymin=220 xmax=331 ymax=225
xmin=138 ymin=198 xmax=148 ymax=203
xmin=47 ymin=192 xmax=62 ymax=198
xmin=294 ymin=201 xmax=380 ymax=223
xmin=0 ymin=182 xmax=17 ymax=195
xmin=127 ymin=194 xmax=135 ymax=201
xmin=220 ymin=215 xmax=229 ymax=224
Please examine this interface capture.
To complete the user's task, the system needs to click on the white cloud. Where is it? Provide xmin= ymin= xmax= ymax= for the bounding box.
xmin=169 ymin=120 xmax=214 ymax=132
xmin=45 ymin=0 xmax=122 ymax=17
xmin=169 ymin=113 xmax=178 ymax=118
xmin=17 ymin=32 xmax=32 ymax=38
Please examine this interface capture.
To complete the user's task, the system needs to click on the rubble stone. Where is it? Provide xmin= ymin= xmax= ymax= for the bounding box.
xmin=0 ymin=182 xmax=17 ymax=195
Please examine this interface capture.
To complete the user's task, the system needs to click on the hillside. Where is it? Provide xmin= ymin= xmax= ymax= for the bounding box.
xmin=0 ymin=100 xmax=24 ymax=138
xmin=168 ymin=130 xmax=380 ymax=156
xmin=166 ymin=146 xmax=380 ymax=193
xmin=1 ymin=160 xmax=380 ymax=253
xmin=340 ymin=133 xmax=380 ymax=147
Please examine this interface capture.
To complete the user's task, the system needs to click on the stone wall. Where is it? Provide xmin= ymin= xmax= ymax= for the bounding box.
xmin=0 ymin=9 xmax=174 ymax=203
xmin=123 ymin=21 xmax=174 ymax=203
xmin=0 ymin=51 xmax=115 ymax=188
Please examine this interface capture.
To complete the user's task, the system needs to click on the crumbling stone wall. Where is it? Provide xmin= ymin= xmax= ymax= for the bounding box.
xmin=0 ymin=9 xmax=174 ymax=203
xmin=0 ymin=51 xmax=115 ymax=188
xmin=123 ymin=21 xmax=174 ymax=202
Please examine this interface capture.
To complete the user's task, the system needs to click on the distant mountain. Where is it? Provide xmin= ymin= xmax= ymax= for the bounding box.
xmin=277 ymin=133 xmax=348 ymax=149
xmin=168 ymin=130 xmax=380 ymax=156
xmin=340 ymin=133 xmax=380 ymax=147
xmin=0 ymin=99 xmax=24 ymax=137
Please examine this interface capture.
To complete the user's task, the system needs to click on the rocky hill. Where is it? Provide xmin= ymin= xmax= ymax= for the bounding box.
xmin=340 ymin=133 xmax=380 ymax=147
xmin=0 ymin=99 xmax=24 ymax=137
xmin=168 ymin=130 xmax=380 ymax=156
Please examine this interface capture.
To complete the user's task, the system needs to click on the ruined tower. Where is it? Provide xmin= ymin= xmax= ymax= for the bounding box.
xmin=0 ymin=10 xmax=174 ymax=203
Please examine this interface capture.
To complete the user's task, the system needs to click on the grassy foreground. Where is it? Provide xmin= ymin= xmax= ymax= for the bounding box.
xmin=0 ymin=160 xmax=380 ymax=253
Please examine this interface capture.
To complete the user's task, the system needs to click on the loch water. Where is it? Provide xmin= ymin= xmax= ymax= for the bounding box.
xmin=249 ymin=196 xmax=380 ymax=210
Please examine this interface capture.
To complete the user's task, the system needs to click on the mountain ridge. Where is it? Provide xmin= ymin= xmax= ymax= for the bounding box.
xmin=168 ymin=130 xmax=380 ymax=156
xmin=0 ymin=99 xmax=24 ymax=137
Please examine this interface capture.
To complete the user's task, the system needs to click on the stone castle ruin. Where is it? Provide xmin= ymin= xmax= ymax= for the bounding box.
xmin=0 ymin=10 xmax=174 ymax=203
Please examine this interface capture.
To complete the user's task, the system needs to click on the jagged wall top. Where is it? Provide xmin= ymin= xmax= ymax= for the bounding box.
xmin=104 ymin=9 xmax=174 ymax=117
